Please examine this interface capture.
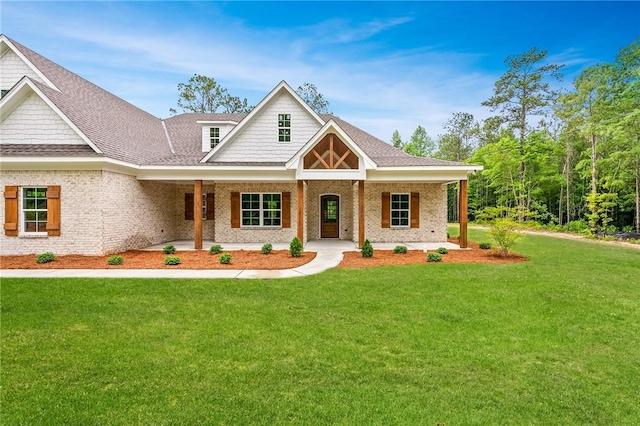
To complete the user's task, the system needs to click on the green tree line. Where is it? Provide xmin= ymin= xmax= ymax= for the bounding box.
xmin=392 ymin=38 xmax=639 ymax=234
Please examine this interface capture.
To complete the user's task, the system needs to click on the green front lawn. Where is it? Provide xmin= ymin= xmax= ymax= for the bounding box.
xmin=2 ymin=227 xmax=639 ymax=424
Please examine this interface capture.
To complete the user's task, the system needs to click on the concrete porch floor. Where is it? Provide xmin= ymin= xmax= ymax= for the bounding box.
xmin=142 ymin=240 xmax=463 ymax=252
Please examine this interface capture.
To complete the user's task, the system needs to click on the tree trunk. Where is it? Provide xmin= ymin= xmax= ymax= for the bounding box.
xmin=559 ymin=185 xmax=564 ymax=226
xmin=591 ymin=133 xmax=597 ymax=194
xmin=566 ymin=152 xmax=571 ymax=224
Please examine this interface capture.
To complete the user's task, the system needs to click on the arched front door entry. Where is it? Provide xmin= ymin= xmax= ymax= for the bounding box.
xmin=320 ymin=195 xmax=340 ymax=238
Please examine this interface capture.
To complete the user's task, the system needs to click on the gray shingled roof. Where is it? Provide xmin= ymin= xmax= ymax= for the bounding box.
xmin=0 ymin=144 xmax=100 ymax=156
xmin=323 ymin=115 xmax=469 ymax=167
xmin=8 ymin=37 xmax=172 ymax=165
xmin=162 ymin=112 xmax=246 ymax=164
xmin=5 ymin=36 xmax=472 ymax=170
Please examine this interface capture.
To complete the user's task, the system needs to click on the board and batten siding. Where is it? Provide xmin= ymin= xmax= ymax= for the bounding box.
xmin=213 ymin=92 xmax=322 ymax=163
xmin=0 ymin=48 xmax=45 ymax=90
xmin=0 ymin=92 xmax=86 ymax=145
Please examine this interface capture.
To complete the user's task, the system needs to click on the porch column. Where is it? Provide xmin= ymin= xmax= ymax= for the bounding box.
xmin=358 ymin=180 xmax=365 ymax=248
xmin=459 ymin=179 xmax=468 ymax=249
xmin=194 ymin=179 xmax=203 ymax=250
xmin=297 ymin=180 xmax=304 ymax=242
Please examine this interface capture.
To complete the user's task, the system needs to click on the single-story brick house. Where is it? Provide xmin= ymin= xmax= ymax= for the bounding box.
xmin=0 ymin=35 xmax=481 ymax=256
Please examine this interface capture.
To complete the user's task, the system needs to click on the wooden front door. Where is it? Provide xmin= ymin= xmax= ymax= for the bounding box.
xmin=320 ymin=195 xmax=340 ymax=238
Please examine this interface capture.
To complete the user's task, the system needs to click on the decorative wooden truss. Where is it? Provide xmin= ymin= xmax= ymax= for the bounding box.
xmin=303 ymin=133 xmax=358 ymax=170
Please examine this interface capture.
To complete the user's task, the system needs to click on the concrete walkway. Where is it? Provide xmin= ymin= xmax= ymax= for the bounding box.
xmin=0 ymin=240 xmax=462 ymax=280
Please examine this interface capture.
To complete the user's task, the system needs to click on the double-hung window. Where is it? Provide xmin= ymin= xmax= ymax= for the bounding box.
xmin=241 ymin=193 xmax=281 ymax=227
xmin=391 ymin=193 xmax=410 ymax=227
xmin=22 ymin=187 xmax=48 ymax=234
xmin=278 ymin=114 xmax=291 ymax=142
xmin=210 ymin=127 xmax=220 ymax=148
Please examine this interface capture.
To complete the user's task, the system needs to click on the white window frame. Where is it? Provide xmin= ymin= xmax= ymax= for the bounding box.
xmin=20 ymin=186 xmax=48 ymax=235
xmin=240 ymin=192 xmax=282 ymax=228
xmin=278 ymin=114 xmax=291 ymax=142
xmin=391 ymin=193 xmax=410 ymax=228
xmin=209 ymin=127 xmax=220 ymax=148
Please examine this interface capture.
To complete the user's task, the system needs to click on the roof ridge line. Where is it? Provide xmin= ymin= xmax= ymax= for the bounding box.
xmin=161 ymin=119 xmax=175 ymax=154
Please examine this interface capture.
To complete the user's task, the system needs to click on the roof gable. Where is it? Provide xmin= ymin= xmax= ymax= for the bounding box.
xmin=201 ymin=81 xmax=325 ymax=163
xmin=0 ymin=77 xmax=100 ymax=152
xmin=0 ymin=35 xmax=59 ymax=92
xmin=285 ymin=120 xmax=376 ymax=180
xmin=2 ymin=34 xmax=171 ymax=165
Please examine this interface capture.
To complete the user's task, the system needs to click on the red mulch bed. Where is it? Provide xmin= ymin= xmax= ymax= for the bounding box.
xmin=0 ymin=250 xmax=316 ymax=270
xmin=337 ymin=241 xmax=527 ymax=268
xmin=1 ymin=241 xmax=527 ymax=270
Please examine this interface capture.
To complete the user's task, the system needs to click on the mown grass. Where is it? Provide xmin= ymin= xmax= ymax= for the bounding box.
xmin=2 ymin=227 xmax=639 ymax=424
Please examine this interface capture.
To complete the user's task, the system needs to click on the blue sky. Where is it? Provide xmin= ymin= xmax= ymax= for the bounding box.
xmin=2 ymin=1 xmax=638 ymax=142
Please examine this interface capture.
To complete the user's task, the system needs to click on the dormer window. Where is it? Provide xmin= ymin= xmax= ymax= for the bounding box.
xmin=209 ymin=127 xmax=220 ymax=149
xmin=278 ymin=114 xmax=291 ymax=142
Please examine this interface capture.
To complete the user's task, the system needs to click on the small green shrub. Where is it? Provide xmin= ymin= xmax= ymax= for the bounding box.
xmin=261 ymin=243 xmax=273 ymax=254
xmin=107 ymin=255 xmax=124 ymax=265
xmin=490 ymin=218 xmax=522 ymax=256
xmin=163 ymin=245 xmax=176 ymax=254
xmin=427 ymin=252 xmax=442 ymax=262
xmin=566 ymin=219 xmax=589 ymax=234
xmin=35 ymin=252 xmax=55 ymax=264
xmin=479 ymin=242 xmax=492 ymax=250
xmin=290 ymin=237 xmax=303 ymax=258
xmin=361 ymin=239 xmax=374 ymax=258
xmin=436 ymin=247 xmax=449 ymax=255
xmin=393 ymin=245 xmax=407 ymax=254
xmin=219 ymin=252 xmax=232 ymax=264
xmin=164 ymin=256 xmax=181 ymax=265
xmin=209 ymin=244 xmax=223 ymax=254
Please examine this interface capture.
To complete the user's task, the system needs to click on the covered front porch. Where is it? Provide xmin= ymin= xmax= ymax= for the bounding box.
xmin=183 ymin=178 xmax=470 ymax=250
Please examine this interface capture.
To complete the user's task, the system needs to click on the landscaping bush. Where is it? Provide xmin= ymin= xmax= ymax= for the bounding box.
xmin=393 ymin=245 xmax=407 ymax=254
xmin=290 ymin=237 xmax=303 ymax=257
xmin=219 ymin=252 xmax=232 ymax=264
xmin=163 ymin=245 xmax=176 ymax=254
xmin=261 ymin=243 xmax=272 ymax=254
xmin=361 ymin=239 xmax=374 ymax=258
xmin=427 ymin=252 xmax=442 ymax=262
xmin=566 ymin=219 xmax=589 ymax=234
xmin=107 ymin=255 xmax=124 ymax=265
xmin=209 ymin=244 xmax=223 ymax=254
xmin=164 ymin=256 xmax=181 ymax=265
xmin=490 ymin=218 xmax=522 ymax=256
xmin=436 ymin=247 xmax=449 ymax=255
xmin=35 ymin=252 xmax=55 ymax=264
xmin=479 ymin=242 xmax=492 ymax=250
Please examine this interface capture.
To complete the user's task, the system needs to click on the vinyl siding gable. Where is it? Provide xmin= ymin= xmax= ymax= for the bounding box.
xmin=0 ymin=92 xmax=86 ymax=145
xmin=0 ymin=49 xmax=45 ymax=91
xmin=214 ymin=91 xmax=322 ymax=162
